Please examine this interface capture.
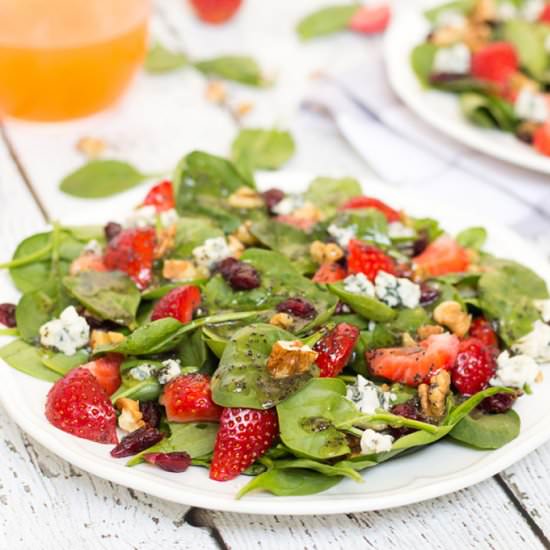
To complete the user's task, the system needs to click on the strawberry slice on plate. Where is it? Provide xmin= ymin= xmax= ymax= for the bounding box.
xmin=413 ymin=235 xmax=469 ymax=277
xmin=451 ymin=338 xmax=497 ymax=395
xmin=142 ymin=180 xmax=175 ymax=212
xmin=347 ymin=239 xmax=396 ymax=281
xmin=82 ymin=353 xmax=123 ymax=396
xmin=45 ymin=367 xmax=118 ymax=444
xmin=471 ymin=42 xmax=518 ymax=86
xmin=160 ymin=373 xmax=222 ymax=423
xmin=314 ymin=323 xmax=360 ymax=378
xmin=469 ymin=317 xmax=498 ymax=348
xmin=312 ymin=262 xmax=347 ymax=283
xmin=151 ymin=285 xmax=201 ymax=323
xmin=340 ymin=196 xmax=401 ymax=222
xmin=189 ymin=0 xmax=242 ymax=24
xmin=367 ymin=333 xmax=460 ymax=387
xmin=349 ymin=4 xmax=391 ymax=34
xmin=210 ymin=407 xmax=278 ymax=481
xmin=104 ymin=227 xmax=156 ymax=290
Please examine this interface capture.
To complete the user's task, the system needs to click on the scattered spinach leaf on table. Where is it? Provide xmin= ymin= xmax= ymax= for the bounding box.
xmin=194 ymin=56 xmax=267 ymax=87
xmin=145 ymin=42 xmax=188 ymax=74
xmin=296 ymin=5 xmax=359 ymax=41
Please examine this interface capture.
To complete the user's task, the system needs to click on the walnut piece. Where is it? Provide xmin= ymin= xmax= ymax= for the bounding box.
xmin=90 ymin=330 xmax=126 ymax=351
xmin=417 ymin=324 xmax=445 ymax=340
xmin=76 ymin=136 xmax=106 ymax=159
xmin=205 ymin=80 xmax=227 ymax=103
xmin=233 ymin=100 xmax=254 ymax=118
xmin=115 ymin=397 xmax=145 ymax=432
xmin=155 ymin=225 xmax=177 ymax=259
xmin=228 ymin=187 xmax=264 ymax=209
xmin=401 ymin=332 xmax=417 ymax=347
xmin=163 ymin=259 xmax=202 ymax=281
xmin=266 ymin=340 xmax=318 ymax=379
xmin=269 ymin=312 xmax=294 ymax=330
xmin=309 ymin=240 xmax=344 ymax=265
xmin=233 ymin=221 xmax=258 ymax=246
xmin=418 ymin=370 xmax=451 ymax=420
xmin=227 ymin=235 xmax=245 ymax=258
xmin=291 ymin=202 xmax=323 ymax=223
xmin=433 ymin=300 xmax=471 ymax=338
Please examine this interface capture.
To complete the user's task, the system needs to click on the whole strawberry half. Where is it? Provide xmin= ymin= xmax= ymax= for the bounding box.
xmin=471 ymin=42 xmax=518 ymax=86
xmin=312 ymin=262 xmax=347 ymax=283
xmin=45 ymin=367 xmax=118 ymax=444
xmin=413 ymin=235 xmax=469 ymax=277
xmin=340 ymin=195 xmax=401 ymax=222
xmin=151 ymin=285 xmax=201 ymax=323
xmin=104 ymin=227 xmax=156 ymax=290
xmin=469 ymin=317 xmax=498 ymax=348
xmin=452 ymin=338 xmax=497 ymax=395
xmin=210 ymin=407 xmax=278 ymax=481
xmin=81 ymin=353 xmax=123 ymax=396
xmin=189 ymin=0 xmax=242 ymax=24
xmin=314 ymin=323 xmax=360 ymax=377
xmin=347 ymin=239 xmax=396 ymax=281
xmin=142 ymin=180 xmax=175 ymax=212
xmin=160 ymin=373 xmax=222 ymax=423
xmin=349 ymin=5 xmax=391 ymax=35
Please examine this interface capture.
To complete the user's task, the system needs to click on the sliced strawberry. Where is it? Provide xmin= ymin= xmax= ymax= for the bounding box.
xmin=367 ymin=333 xmax=460 ymax=387
xmin=312 ymin=263 xmax=347 ymax=283
xmin=189 ymin=0 xmax=242 ymax=24
xmin=142 ymin=180 xmax=175 ymax=212
xmin=69 ymin=253 xmax=107 ymax=275
xmin=451 ymin=338 xmax=497 ymax=395
xmin=539 ymin=5 xmax=550 ymax=23
xmin=349 ymin=4 xmax=391 ymax=34
xmin=471 ymin=42 xmax=518 ymax=86
xmin=103 ymin=227 xmax=156 ymax=290
xmin=413 ymin=235 xmax=469 ymax=277
xmin=151 ymin=285 xmax=201 ymax=323
xmin=533 ymin=122 xmax=550 ymax=157
xmin=45 ymin=367 xmax=118 ymax=444
xmin=209 ymin=407 xmax=278 ymax=481
xmin=82 ymin=353 xmax=123 ymax=396
xmin=314 ymin=323 xmax=360 ymax=378
xmin=347 ymin=239 xmax=396 ymax=281
xmin=275 ymin=214 xmax=317 ymax=231
xmin=340 ymin=196 xmax=401 ymax=222
xmin=160 ymin=373 xmax=222 ymax=423
xmin=469 ymin=317 xmax=498 ymax=348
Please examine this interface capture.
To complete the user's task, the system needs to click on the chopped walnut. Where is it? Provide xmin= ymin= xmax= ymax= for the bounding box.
xmin=433 ymin=300 xmax=471 ymax=338
xmin=309 ymin=240 xmax=344 ymax=265
xmin=228 ymin=186 xmax=264 ymax=209
xmin=76 ymin=136 xmax=106 ymax=159
xmin=233 ymin=100 xmax=254 ymax=118
xmin=418 ymin=370 xmax=451 ymax=420
xmin=115 ymin=397 xmax=145 ymax=432
xmin=266 ymin=340 xmax=318 ymax=379
xmin=291 ymin=202 xmax=323 ymax=223
xmin=401 ymin=332 xmax=417 ymax=347
xmin=233 ymin=221 xmax=258 ymax=246
xmin=155 ymin=225 xmax=177 ymax=259
xmin=205 ymin=80 xmax=227 ymax=103
xmin=417 ymin=325 xmax=445 ymax=340
xmin=269 ymin=312 xmax=294 ymax=330
xmin=536 ymin=370 xmax=544 ymax=384
xmin=470 ymin=0 xmax=496 ymax=23
xmin=90 ymin=330 xmax=126 ymax=351
xmin=163 ymin=259 xmax=204 ymax=281
xmin=227 ymin=235 xmax=245 ymax=258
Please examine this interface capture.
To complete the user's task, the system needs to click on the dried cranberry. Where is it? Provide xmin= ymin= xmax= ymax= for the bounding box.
xmin=412 ymin=230 xmax=429 ymax=256
xmin=334 ymin=301 xmax=351 ymax=315
xmin=217 ymin=257 xmax=261 ymax=290
xmin=389 ymin=399 xmax=425 ymax=439
xmin=478 ymin=392 xmax=520 ymax=414
xmin=0 ymin=303 xmax=16 ymax=328
xmin=262 ymin=188 xmax=285 ymax=214
xmin=139 ymin=401 xmax=162 ymax=428
xmin=276 ymin=297 xmax=317 ymax=319
xmin=143 ymin=451 xmax=191 ymax=473
xmin=104 ymin=222 xmax=122 ymax=242
xmin=429 ymin=72 xmax=468 ymax=85
xmin=419 ymin=283 xmax=440 ymax=306
xmin=110 ymin=427 xmax=164 ymax=458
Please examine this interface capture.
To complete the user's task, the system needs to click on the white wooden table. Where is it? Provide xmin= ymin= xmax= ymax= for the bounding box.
xmin=2 ymin=1 xmax=550 ymax=548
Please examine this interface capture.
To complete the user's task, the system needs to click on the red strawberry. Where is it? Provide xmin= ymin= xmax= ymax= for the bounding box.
xmin=413 ymin=235 xmax=469 ymax=277
xmin=533 ymin=122 xmax=550 ymax=157
xmin=104 ymin=227 xmax=156 ymax=290
xmin=347 ymin=239 xmax=396 ymax=281
xmin=367 ymin=333 xmax=460 ymax=387
xmin=469 ymin=317 xmax=498 ymax=348
xmin=349 ymin=4 xmax=391 ymax=34
xmin=340 ymin=196 xmax=401 ymax=222
xmin=275 ymin=214 xmax=317 ymax=231
xmin=312 ymin=262 xmax=347 ymax=283
xmin=45 ymin=367 xmax=118 ymax=444
xmin=539 ymin=4 xmax=550 ymax=23
xmin=471 ymin=42 xmax=518 ymax=86
xmin=142 ymin=180 xmax=175 ymax=212
xmin=209 ymin=407 xmax=278 ymax=481
xmin=314 ymin=323 xmax=360 ymax=377
xmin=451 ymin=338 xmax=497 ymax=395
xmin=160 ymin=373 xmax=222 ymax=423
xmin=151 ymin=285 xmax=201 ymax=323
xmin=189 ymin=0 xmax=242 ymax=24
xmin=82 ymin=353 xmax=123 ymax=396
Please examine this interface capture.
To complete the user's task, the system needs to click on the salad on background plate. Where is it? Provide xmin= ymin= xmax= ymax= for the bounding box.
xmin=1 ymin=150 xmax=549 ymax=498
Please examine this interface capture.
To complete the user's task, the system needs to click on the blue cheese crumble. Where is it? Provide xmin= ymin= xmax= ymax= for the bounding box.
xmin=515 ymin=89 xmax=549 ymax=123
xmin=374 ymin=271 xmax=421 ymax=309
xmin=512 ymin=320 xmax=550 ymax=362
xmin=360 ymin=429 xmax=394 ymax=455
xmin=83 ymin=239 xmax=103 ymax=255
xmin=39 ymin=306 xmax=90 ymax=356
xmin=343 ymin=273 xmax=375 ymax=296
xmin=490 ymin=351 xmax=539 ymax=388
xmin=129 ymin=363 xmax=158 ymax=381
xmin=272 ymin=194 xmax=304 ymax=216
xmin=157 ymin=359 xmax=182 ymax=384
xmin=433 ymin=43 xmax=471 ymax=75
xmin=346 ymin=375 xmax=396 ymax=414
xmin=125 ymin=205 xmax=157 ymax=228
xmin=327 ymin=224 xmax=357 ymax=248
xmin=192 ymin=237 xmax=232 ymax=270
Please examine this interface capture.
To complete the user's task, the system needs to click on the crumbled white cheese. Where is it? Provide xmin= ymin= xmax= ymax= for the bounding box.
xmin=497 ymin=1 xmax=518 ymax=20
xmin=388 ymin=222 xmax=415 ymax=239
xmin=490 ymin=351 xmax=539 ymax=388
xmin=160 ymin=208 xmax=179 ymax=227
xmin=83 ymin=239 xmax=102 ymax=255
xmin=39 ymin=306 xmax=90 ymax=356
xmin=433 ymin=43 xmax=471 ymax=75
xmin=346 ymin=375 xmax=396 ymax=414
xmin=512 ymin=320 xmax=550 ymax=362
xmin=272 ymin=194 xmax=304 ymax=216
xmin=360 ymin=429 xmax=394 ymax=455
xmin=374 ymin=271 xmax=421 ymax=309
xmin=522 ymin=0 xmax=545 ymax=21
xmin=157 ymin=359 xmax=182 ymax=384
xmin=129 ymin=363 xmax=158 ymax=381
xmin=125 ymin=205 xmax=157 ymax=228
xmin=535 ymin=299 xmax=550 ymax=323
xmin=514 ymin=88 xmax=549 ymax=124
xmin=327 ymin=224 xmax=357 ymax=248
xmin=343 ymin=273 xmax=375 ymax=297
xmin=192 ymin=237 xmax=232 ymax=270
xmin=435 ymin=10 xmax=467 ymax=29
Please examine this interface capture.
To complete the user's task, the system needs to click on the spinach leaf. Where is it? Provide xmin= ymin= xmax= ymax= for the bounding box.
xmin=304 ymin=176 xmax=362 ymax=217
xmin=194 ymin=56 xmax=267 ymax=86
xmin=63 ymin=271 xmax=141 ymax=327
xmin=111 ymin=375 xmax=162 ymax=403
xmin=391 ymin=308 xmax=431 ymax=334
xmin=177 ymin=329 xmax=209 ymax=368
xmin=0 ymin=339 xmax=61 ymax=382
xmin=411 ymin=217 xmax=443 ymax=242
xmin=410 ymin=43 xmax=438 ymax=86
xmin=296 ymin=5 xmax=359 ymax=41
xmin=40 ymin=350 xmax=89 ymax=376
xmin=269 ymin=458 xmax=362 ymax=481
xmin=327 ymin=283 xmax=396 ymax=322
xmin=59 ymin=160 xmax=152 ymax=198
xmin=171 ymin=217 xmax=224 ymax=258
xmin=127 ymin=422 xmax=218 ymax=466
xmin=144 ymin=42 xmax=187 ymax=74
xmin=449 ymin=409 xmax=520 ymax=449
xmin=328 ymin=209 xmax=389 ymax=247
xmin=460 ymin=92 xmax=517 ymax=132
xmin=456 ymin=227 xmax=487 ymax=250
xmin=211 ymin=324 xmax=317 ymax=409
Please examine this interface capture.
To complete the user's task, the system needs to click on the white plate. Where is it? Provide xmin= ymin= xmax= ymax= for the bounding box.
xmin=2 ymin=172 xmax=550 ymax=515
xmin=384 ymin=0 xmax=550 ymax=175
